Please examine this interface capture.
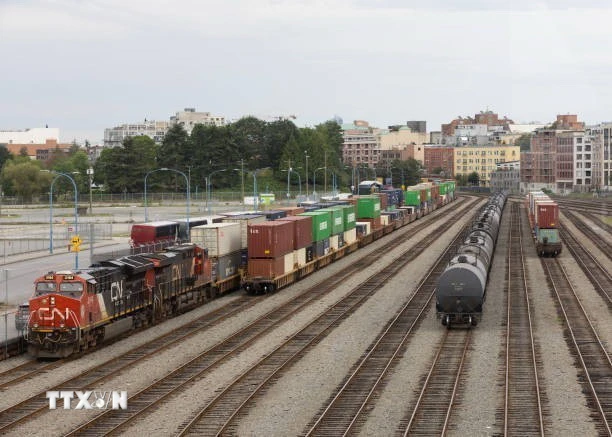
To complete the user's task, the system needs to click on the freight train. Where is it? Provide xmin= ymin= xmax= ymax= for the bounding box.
xmin=27 ymin=181 xmax=457 ymax=358
xmin=526 ymin=191 xmax=562 ymax=257
xmin=26 ymin=243 xmax=212 ymax=358
xmin=436 ymin=191 xmax=507 ymax=328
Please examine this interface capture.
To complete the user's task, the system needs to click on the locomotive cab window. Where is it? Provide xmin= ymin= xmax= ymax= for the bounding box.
xmin=35 ymin=282 xmax=57 ymax=295
xmin=59 ymin=282 xmax=84 ymax=294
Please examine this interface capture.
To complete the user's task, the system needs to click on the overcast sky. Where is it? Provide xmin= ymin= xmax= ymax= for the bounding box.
xmin=2 ymin=0 xmax=612 ymax=143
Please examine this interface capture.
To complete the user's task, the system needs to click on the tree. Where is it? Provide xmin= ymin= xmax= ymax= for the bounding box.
xmin=516 ymin=133 xmax=531 ymax=152
xmin=0 ymin=145 xmax=12 ymax=171
xmin=0 ymin=160 xmax=46 ymax=201
xmin=467 ymin=171 xmax=480 ymax=186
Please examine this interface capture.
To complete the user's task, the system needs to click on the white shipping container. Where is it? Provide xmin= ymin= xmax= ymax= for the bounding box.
xmin=343 ymin=228 xmax=357 ymax=245
xmin=380 ymin=215 xmax=389 ymax=226
xmin=222 ymin=215 xmax=266 ymax=248
xmin=356 ymin=221 xmax=371 ymax=235
xmin=191 ymin=222 xmax=241 ymax=257
xmin=294 ymin=247 xmax=306 ymax=267
xmin=284 ymin=252 xmax=295 ymax=273
xmin=330 ymin=234 xmax=339 ymax=250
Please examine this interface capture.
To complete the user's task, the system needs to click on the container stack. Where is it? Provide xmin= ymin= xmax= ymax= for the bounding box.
xmin=339 ymin=204 xmax=357 ymax=245
xmin=299 ymin=210 xmax=332 ymax=257
xmin=221 ymin=213 xmax=266 ymax=265
xmin=318 ymin=206 xmax=344 ymax=250
xmin=190 ymin=222 xmax=242 ymax=283
xmin=352 ymin=195 xmax=382 ymax=232
xmin=247 ymin=221 xmax=295 ymax=279
xmin=276 ymin=215 xmax=313 ymax=268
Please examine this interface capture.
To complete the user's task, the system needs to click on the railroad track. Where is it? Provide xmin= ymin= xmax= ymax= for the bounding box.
xmin=560 ymin=218 xmax=612 ymax=308
xmin=399 ymin=329 xmax=471 ymax=436
xmin=584 ymin=211 xmax=612 ymax=234
xmin=541 ymin=258 xmax=612 ymax=435
xmin=171 ymin=202 xmax=478 ymax=436
xmin=500 ymin=202 xmax=545 ymax=435
xmin=0 ymin=297 xmax=256 ymax=432
xmin=0 ymin=359 xmax=64 ymax=390
xmin=555 ymin=198 xmax=612 ymax=216
xmin=303 ymin=227 xmax=467 ymax=436
xmin=0 ymin=197 xmax=479 ymax=434
xmin=563 ymin=209 xmax=612 ymax=261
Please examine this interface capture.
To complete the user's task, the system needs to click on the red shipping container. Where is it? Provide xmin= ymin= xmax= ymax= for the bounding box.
xmin=375 ymin=193 xmax=388 ymax=210
xmin=419 ymin=189 xmax=428 ymax=203
xmin=276 ymin=215 xmax=313 ymax=249
xmin=360 ymin=216 xmax=382 ymax=230
xmin=248 ymin=221 xmax=294 ymax=258
xmin=535 ymin=201 xmax=559 ymax=229
xmin=248 ymin=257 xmax=285 ymax=279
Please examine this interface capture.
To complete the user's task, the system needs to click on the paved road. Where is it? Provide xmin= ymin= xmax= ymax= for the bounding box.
xmin=0 ymin=202 xmax=247 ymax=347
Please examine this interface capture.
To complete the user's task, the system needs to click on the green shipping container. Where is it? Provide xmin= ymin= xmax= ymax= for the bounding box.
xmin=339 ymin=204 xmax=356 ymax=231
xmin=426 ymin=188 xmax=431 ymax=200
xmin=404 ymin=190 xmax=420 ymax=206
xmin=537 ymin=228 xmax=561 ymax=244
xmin=318 ymin=207 xmax=344 ymax=235
xmin=298 ymin=211 xmax=331 ymax=241
xmin=439 ymin=182 xmax=448 ymax=195
xmin=356 ymin=196 xmax=381 ymax=219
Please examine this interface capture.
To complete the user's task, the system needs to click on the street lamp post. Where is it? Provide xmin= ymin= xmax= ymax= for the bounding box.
xmin=87 ymin=167 xmax=94 ymax=215
xmin=252 ymin=170 xmax=259 ymax=210
xmin=313 ymin=167 xmax=325 ymax=197
xmin=145 ymin=168 xmax=190 ymax=235
xmin=44 ymin=171 xmax=79 ymax=269
xmin=304 ymin=152 xmax=309 ymax=200
xmin=206 ymin=169 xmax=227 ymax=214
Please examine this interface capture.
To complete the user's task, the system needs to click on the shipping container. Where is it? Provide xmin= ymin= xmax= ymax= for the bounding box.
xmin=356 ymin=196 xmax=381 ymax=219
xmin=221 ymin=214 xmax=266 ymax=249
xmin=355 ymin=222 xmax=370 ymax=238
xmin=343 ymin=228 xmax=357 ymax=245
xmin=276 ymin=215 xmax=313 ymax=249
xmin=330 ymin=234 xmax=339 ymax=250
xmin=212 ymin=250 xmax=242 ymax=281
xmin=248 ymin=220 xmax=294 ymax=258
xmin=247 ymin=257 xmax=285 ymax=279
xmin=284 ymin=252 xmax=294 ymax=273
xmin=294 ymin=247 xmax=307 ymax=267
xmin=375 ymin=192 xmax=389 ymax=210
xmin=404 ymin=190 xmax=420 ymax=206
xmin=263 ymin=209 xmax=288 ymax=220
xmin=191 ymin=222 xmax=241 ymax=257
xmin=318 ymin=207 xmax=344 ymax=235
xmin=313 ymin=238 xmax=330 ymax=257
xmin=275 ymin=206 xmax=306 ymax=216
xmin=360 ymin=216 xmax=383 ymax=230
xmin=534 ymin=201 xmax=559 ymax=228
xmin=299 ymin=210 xmax=332 ymax=241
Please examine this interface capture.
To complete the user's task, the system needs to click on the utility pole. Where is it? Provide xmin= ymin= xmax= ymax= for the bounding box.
xmin=86 ymin=168 xmax=94 ymax=215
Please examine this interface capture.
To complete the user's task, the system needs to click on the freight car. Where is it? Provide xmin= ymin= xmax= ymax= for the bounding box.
xmin=436 ymin=191 xmax=507 ymax=328
xmin=130 ymin=216 xmax=224 ymax=248
xmin=26 ymin=243 xmax=212 ymax=358
xmin=526 ymin=191 xmax=562 ymax=257
xmin=242 ymin=183 xmax=458 ymax=294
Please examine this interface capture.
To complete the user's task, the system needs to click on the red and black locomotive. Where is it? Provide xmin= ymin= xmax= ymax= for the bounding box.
xmin=27 ymin=243 xmax=212 ymax=358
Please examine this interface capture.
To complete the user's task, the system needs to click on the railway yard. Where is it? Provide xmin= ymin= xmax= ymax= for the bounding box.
xmin=0 ymin=194 xmax=611 ymax=436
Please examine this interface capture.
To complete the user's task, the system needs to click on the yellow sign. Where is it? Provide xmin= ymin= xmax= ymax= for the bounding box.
xmin=71 ymin=236 xmax=82 ymax=245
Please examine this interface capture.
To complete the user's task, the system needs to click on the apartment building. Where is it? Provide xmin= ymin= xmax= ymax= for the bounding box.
xmin=454 ymin=144 xmax=520 ymax=186
xmin=341 ymin=120 xmax=380 ymax=167
xmin=423 ymin=145 xmax=455 ymax=177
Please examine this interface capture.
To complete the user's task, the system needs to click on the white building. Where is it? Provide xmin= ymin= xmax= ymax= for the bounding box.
xmin=0 ymin=127 xmax=59 ymax=144
xmin=103 ymin=108 xmax=227 ymax=147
